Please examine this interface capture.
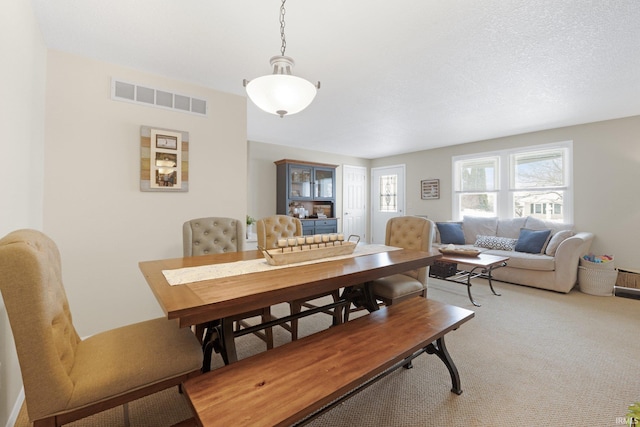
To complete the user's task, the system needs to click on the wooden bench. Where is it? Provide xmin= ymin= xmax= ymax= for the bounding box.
xmin=180 ymin=297 xmax=474 ymax=427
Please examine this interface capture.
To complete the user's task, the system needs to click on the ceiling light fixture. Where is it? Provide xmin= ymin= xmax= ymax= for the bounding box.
xmin=243 ymin=0 xmax=320 ymax=118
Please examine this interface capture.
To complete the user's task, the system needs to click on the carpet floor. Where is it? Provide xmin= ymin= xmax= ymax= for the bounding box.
xmin=13 ymin=278 xmax=640 ymax=426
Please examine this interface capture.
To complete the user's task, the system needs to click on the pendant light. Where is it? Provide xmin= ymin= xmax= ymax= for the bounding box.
xmin=243 ymin=0 xmax=320 ymax=118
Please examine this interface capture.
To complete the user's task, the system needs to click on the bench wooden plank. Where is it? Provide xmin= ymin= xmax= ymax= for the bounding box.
xmin=182 ymin=298 xmax=474 ymax=427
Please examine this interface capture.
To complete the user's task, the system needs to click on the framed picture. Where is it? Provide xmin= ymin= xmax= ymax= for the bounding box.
xmin=156 ymin=134 xmax=177 ymax=150
xmin=421 ymin=179 xmax=439 ymax=200
xmin=140 ymin=126 xmax=189 ymax=192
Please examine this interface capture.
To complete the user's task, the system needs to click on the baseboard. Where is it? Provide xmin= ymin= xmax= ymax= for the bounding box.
xmin=6 ymin=388 xmax=24 ymax=427
xmin=614 ymin=286 xmax=640 ymax=300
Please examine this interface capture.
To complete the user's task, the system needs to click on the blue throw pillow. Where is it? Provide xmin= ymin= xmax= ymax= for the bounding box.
xmin=436 ymin=222 xmax=466 ymax=245
xmin=515 ymin=228 xmax=551 ymax=254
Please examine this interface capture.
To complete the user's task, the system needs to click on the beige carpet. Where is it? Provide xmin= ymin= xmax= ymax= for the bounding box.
xmin=14 ymin=278 xmax=640 ymax=426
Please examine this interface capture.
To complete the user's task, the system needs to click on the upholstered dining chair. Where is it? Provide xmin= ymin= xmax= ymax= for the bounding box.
xmin=256 ymin=214 xmax=342 ymax=340
xmin=0 ymin=229 xmax=203 ymax=427
xmin=183 ymin=216 xmax=244 ymax=256
xmin=344 ymin=216 xmax=435 ymax=321
xmin=183 ymin=217 xmax=274 ymax=358
xmin=372 ymin=216 xmax=435 ymax=304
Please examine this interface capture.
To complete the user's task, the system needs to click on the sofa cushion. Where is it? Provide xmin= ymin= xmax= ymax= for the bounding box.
xmin=436 ymin=222 xmax=465 ymax=245
xmin=462 ymin=216 xmax=498 ymax=244
xmin=515 ymin=228 xmax=551 ymax=254
xmin=545 ymin=230 xmax=574 ymax=256
xmin=480 ymin=249 xmax=556 ymax=271
xmin=524 ymin=216 xmax=574 ymax=234
xmin=474 ymin=235 xmax=517 ymax=251
xmin=496 ymin=217 xmax=527 ymax=239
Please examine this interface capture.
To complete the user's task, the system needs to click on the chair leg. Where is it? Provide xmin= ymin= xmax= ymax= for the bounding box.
xmin=261 ymin=307 xmax=274 ymax=349
xmin=331 ymin=290 xmax=343 ymax=326
xmin=123 ymin=402 xmax=130 ymax=427
xmin=194 ymin=323 xmax=207 ymax=344
xmin=289 ymin=301 xmax=302 ymax=340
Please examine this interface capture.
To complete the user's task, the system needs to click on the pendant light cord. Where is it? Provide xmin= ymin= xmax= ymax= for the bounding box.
xmin=279 ymin=0 xmax=287 ymax=56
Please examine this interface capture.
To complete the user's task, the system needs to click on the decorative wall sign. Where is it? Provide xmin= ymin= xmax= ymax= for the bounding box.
xmin=140 ymin=126 xmax=189 ymax=192
xmin=421 ymin=179 xmax=439 ymax=200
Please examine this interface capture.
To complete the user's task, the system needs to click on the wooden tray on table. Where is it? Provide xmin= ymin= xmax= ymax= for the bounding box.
xmin=261 ymin=238 xmax=359 ymax=266
xmin=438 ymin=248 xmax=481 ymax=257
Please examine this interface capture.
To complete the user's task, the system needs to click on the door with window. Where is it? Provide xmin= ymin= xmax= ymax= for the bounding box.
xmin=371 ymin=165 xmax=405 ymax=244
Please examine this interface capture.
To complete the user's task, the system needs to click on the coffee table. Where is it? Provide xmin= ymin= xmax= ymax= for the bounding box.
xmin=431 ymin=252 xmax=509 ymax=307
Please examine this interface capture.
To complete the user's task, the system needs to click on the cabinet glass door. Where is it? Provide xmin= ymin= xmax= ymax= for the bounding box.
xmin=289 ymin=165 xmax=313 ymax=199
xmin=314 ymin=168 xmax=334 ymax=199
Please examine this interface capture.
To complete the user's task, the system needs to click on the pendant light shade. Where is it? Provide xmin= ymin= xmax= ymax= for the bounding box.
xmin=245 ymin=56 xmax=318 ymax=118
xmin=243 ymin=1 xmax=319 ymax=118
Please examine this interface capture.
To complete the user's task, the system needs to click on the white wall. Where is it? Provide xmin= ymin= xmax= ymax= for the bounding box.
xmin=0 ymin=0 xmax=46 ymax=424
xmin=41 ymin=51 xmax=248 ymax=338
xmin=371 ymin=116 xmax=640 ymax=270
xmin=247 ymin=141 xmax=370 ymax=230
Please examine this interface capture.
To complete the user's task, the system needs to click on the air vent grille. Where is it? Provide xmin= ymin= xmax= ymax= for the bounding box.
xmin=111 ymin=78 xmax=208 ymax=116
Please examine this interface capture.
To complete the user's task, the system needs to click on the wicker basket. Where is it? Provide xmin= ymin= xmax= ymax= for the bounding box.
xmin=430 ymin=261 xmax=458 ymax=279
xmin=579 ymin=257 xmax=615 ymax=270
xmin=578 ymin=266 xmax=617 ymax=296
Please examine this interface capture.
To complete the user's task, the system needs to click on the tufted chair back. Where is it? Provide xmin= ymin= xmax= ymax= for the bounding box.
xmin=0 ymin=229 xmax=204 ymax=425
xmin=0 ymin=229 xmax=81 ymax=419
xmin=385 ymin=216 xmax=435 ymax=283
xmin=256 ymin=215 xmax=302 ymax=249
xmin=183 ymin=217 xmax=244 ymax=256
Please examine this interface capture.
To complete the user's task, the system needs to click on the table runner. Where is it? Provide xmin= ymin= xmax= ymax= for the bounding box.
xmin=163 ymin=244 xmax=401 ymax=286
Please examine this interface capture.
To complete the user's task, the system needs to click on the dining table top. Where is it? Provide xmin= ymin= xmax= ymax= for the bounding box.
xmin=139 ymin=247 xmax=442 ymax=328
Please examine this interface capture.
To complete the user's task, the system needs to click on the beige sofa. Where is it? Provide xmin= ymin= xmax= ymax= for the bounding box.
xmin=434 ymin=216 xmax=594 ymax=293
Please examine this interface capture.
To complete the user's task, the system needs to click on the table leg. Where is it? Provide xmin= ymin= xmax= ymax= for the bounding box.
xmin=484 ymin=263 xmax=504 ymax=296
xmin=201 ymin=321 xmax=221 ymax=372
xmin=465 ymin=266 xmax=482 ymax=307
xmin=219 ymin=318 xmax=238 ymax=365
xmin=341 ymin=282 xmax=379 ymax=322
xmin=362 ymin=281 xmax=380 ymax=313
xmin=426 ymin=337 xmax=463 ymax=395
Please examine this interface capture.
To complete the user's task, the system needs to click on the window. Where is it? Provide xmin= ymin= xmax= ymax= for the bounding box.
xmin=453 ymin=142 xmax=573 ymax=223
xmin=379 ymin=174 xmax=397 ymax=212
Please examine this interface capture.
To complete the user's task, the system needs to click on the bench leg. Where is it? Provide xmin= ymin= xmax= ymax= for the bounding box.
xmin=426 ymin=337 xmax=463 ymax=395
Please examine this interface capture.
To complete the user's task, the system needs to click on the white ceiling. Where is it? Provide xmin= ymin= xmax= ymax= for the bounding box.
xmin=32 ymin=0 xmax=640 ymax=159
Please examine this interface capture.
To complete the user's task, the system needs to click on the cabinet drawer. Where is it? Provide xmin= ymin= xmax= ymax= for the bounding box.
xmin=315 ymin=226 xmax=337 ymax=234
xmin=302 ymin=222 xmax=315 ymax=236
xmin=314 ymin=219 xmax=337 ymax=227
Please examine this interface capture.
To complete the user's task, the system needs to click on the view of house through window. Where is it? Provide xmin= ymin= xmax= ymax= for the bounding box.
xmin=453 ymin=142 xmax=572 ymax=222
xmin=379 ymin=174 xmax=398 ymax=212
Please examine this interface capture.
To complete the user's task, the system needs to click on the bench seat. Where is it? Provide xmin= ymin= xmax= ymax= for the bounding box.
xmin=181 ymin=297 xmax=474 ymax=427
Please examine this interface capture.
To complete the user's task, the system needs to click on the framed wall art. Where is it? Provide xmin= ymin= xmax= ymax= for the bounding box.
xmin=421 ymin=179 xmax=439 ymax=200
xmin=140 ymin=126 xmax=189 ymax=192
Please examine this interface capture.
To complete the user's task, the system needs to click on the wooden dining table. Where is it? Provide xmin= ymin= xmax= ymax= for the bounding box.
xmin=139 ymin=246 xmax=442 ymax=366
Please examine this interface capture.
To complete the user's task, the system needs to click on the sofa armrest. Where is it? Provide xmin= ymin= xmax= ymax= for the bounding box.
xmin=553 ymin=232 xmax=594 ymax=291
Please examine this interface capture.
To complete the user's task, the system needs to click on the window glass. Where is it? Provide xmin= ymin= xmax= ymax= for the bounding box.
xmin=453 ymin=142 xmax=572 ymax=222
xmin=512 ymin=149 xmax=565 ymax=189
xmin=456 ymin=157 xmax=498 ymax=191
xmin=459 ymin=192 xmax=498 ymax=217
xmin=515 ymin=191 xmax=565 ymax=220
xmin=379 ymin=174 xmax=397 ymax=212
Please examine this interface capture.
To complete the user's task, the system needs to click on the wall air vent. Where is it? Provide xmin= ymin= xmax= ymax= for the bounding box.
xmin=111 ymin=78 xmax=208 ymax=116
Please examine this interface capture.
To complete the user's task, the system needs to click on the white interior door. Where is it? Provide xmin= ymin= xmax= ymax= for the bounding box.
xmin=342 ymin=165 xmax=367 ymax=242
xmin=371 ymin=165 xmax=405 ymax=244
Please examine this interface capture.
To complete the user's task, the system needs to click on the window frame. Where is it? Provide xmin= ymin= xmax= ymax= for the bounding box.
xmin=452 ymin=141 xmax=573 ymax=223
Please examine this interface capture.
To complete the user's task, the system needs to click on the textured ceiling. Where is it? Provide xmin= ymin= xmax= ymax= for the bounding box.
xmin=32 ymin=0 xmax=640 ymax=159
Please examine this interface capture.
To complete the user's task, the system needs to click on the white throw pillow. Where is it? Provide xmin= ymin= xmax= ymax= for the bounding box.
xmin=545 ymin=230 xmax=574 ymax=256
